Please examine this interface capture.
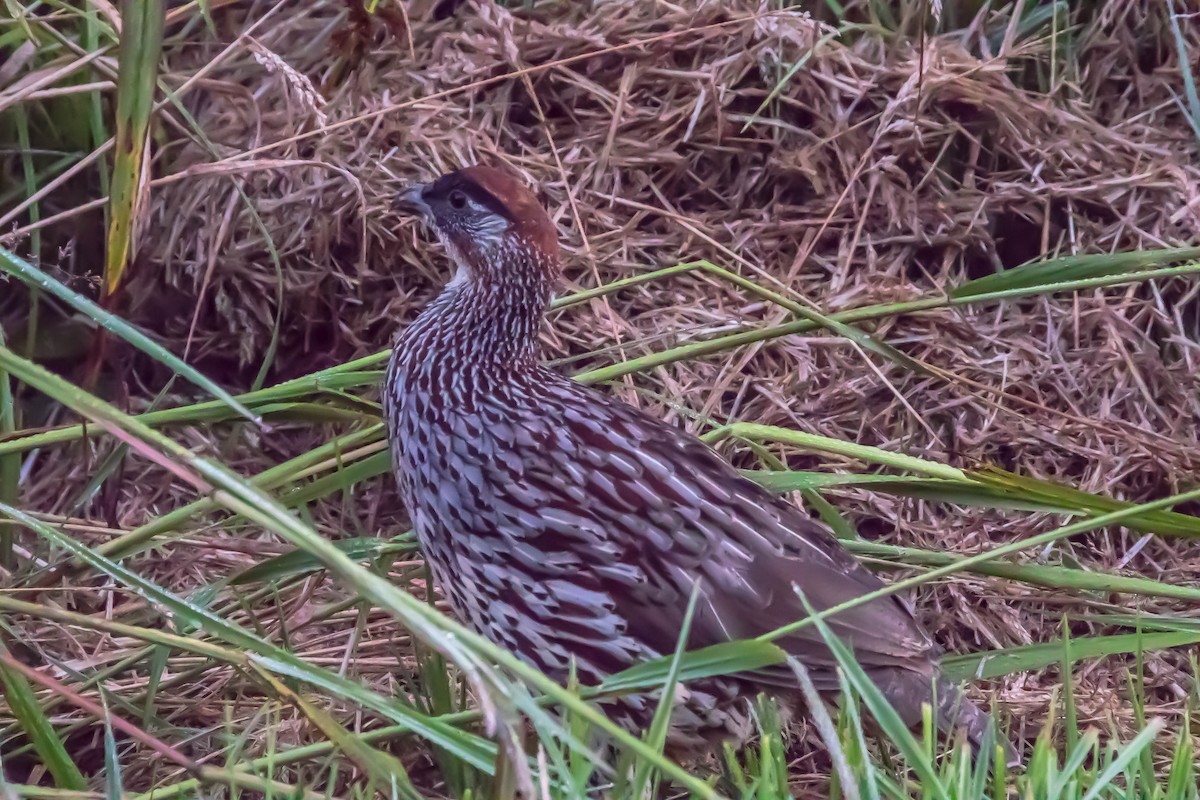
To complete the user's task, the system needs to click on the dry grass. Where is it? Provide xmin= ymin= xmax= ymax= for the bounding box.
xmin=3 ymin=0 xmax=1200 ymax=794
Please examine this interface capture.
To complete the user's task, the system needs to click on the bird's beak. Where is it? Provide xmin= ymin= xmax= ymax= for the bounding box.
xmin=393 ymin=183 xmax=430 ymax=217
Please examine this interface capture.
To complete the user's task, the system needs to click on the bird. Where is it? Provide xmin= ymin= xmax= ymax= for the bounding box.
xmin=383 ymin=164 xmax=1008 ymax=760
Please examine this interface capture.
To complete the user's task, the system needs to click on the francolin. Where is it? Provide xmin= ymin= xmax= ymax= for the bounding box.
xmin=384 ymin=165 xmax=1006 ymax=759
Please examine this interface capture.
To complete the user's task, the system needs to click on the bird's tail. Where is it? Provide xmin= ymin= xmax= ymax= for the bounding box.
xmin=868 ymin=667 xmax=1020 ymax=767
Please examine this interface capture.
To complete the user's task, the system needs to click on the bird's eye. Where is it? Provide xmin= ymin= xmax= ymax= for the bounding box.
xmin=448 ymin=190 xmax=468 ymax=210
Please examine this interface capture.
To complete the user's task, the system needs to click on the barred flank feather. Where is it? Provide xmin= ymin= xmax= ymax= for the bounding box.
xmin=385 ymin=165 xmax=1013 ymax=761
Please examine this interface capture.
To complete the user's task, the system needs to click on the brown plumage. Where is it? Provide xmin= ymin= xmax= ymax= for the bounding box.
xmin=384 ymin=165 xmax=1007 ymax=758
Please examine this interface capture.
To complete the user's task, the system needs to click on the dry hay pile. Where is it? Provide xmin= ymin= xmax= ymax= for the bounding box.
xmin=15 ymin=0 xmax=1200 ymax=788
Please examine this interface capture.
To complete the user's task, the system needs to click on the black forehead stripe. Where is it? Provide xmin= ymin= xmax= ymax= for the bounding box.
xmin=424 ymin=172 xmax=513 ymax=220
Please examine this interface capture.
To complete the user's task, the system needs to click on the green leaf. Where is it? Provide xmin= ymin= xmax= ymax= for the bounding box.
xmin=629 ymin=587 xmax=701 ymax=799
xmin=847 ymin=540 xmax=1200 ymax=603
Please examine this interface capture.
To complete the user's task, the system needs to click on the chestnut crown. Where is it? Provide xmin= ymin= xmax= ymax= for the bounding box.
xmin=396 ymin=166 xmax=558 ymax=279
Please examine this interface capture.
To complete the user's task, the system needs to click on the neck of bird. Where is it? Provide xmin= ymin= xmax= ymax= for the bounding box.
xmin=397 ymin=255 xmax=554 ymax=375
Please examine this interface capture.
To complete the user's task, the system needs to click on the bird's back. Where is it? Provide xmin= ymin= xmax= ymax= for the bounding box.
xmin=387 ymin=350 xmax=939 ymax=693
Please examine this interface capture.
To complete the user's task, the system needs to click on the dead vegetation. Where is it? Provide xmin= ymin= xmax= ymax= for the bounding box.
xmin=3 ymin=0 xmax=1200 ymax=794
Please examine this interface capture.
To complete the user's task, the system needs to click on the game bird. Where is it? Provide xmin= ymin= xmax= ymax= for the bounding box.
xmin=384 ymin=164 xmax=1007 ymax=759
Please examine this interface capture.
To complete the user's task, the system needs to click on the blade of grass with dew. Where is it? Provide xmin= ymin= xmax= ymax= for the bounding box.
xmin=0 ymin=247 xmax=258 ymax=423
xmin=0 ymin=645 xmax=88 ymax=791
xmin=104 ymin=0 xmax=164 ymax=295
xmin=0 ymin=349 xmax=718 ymax=798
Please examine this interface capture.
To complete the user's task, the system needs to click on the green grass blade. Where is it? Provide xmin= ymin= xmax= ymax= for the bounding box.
xmin=951 ymin=245 xmax=1200 ymax=299
xmin=596 ymin=640 xmax=787 ymax=695
xmin=1168 ymin=0 xmax=1200 ymax=152
xmin=251 ymin=666 xmax=424 ymax=800
xmin=848 ymin=539 xmax=1200 ymax=604
xmin=0 ymin=248 xmax=258 ymax=423
xmin=105 ymin=0 xmax=165 ymax=295
xmin=735 ymin=439 xmax=1200 ymax=538
xmin=0 ymin=649 xmax=88 ymax=791
xmin=1080 ymin=719 xmax=1164 ymax=800
xmin=796 ymin=591 xmax=949 ymax=800
xmin=0 ymin=326 xmax=16 ymax=570
xmin=760 ymin=485 xmax=1200 ymax=644
xmin=1164 ymin=708 xmax=1195 ymax=799
xmin=229 ymin=533 xmax=416 ymax=586
xmin=629 ymin=587 xmax=700 ymax=799
xmin=941 ymin=630 xmax=1200 ymax=682
xmin=103 ymin=698 xmax=123 ymax=800
xmin=692 ymin=260 xmax=928 ymax=375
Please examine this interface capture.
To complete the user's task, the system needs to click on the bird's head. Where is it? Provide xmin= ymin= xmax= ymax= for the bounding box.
xmin=395 ymin=165 xmax=559 ymax=290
